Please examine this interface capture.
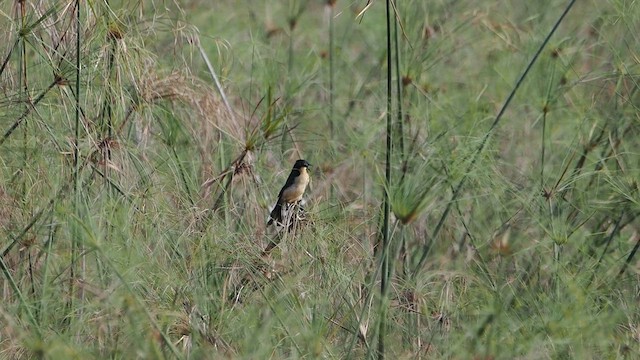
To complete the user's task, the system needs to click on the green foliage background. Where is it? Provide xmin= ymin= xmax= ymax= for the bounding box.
xmin=0 ymin=0 xmax=639 ymax=358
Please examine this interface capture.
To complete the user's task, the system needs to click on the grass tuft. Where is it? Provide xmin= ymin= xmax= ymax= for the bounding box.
xmin=1 ymin=0 xmax=640 ymax=358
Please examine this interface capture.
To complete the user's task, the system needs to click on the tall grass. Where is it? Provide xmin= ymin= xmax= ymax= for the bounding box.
xmin=1 ymin=0 xmax=639 ymax=359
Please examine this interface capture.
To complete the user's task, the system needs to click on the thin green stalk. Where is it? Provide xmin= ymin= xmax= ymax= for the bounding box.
xmin=2 ymin=197 xmax=55 ymax=257
xmin=554 ymin=242 xmax=561 ymax=300
xmin=172 ymin=146 xmax=196 ymax=207
xmin=540 ymin=60 xmax=556 ymax=188
xmin=589 ymin=211 xmax=624 ymax=287
xmin=541 ymin=109 xmax=547 ymax=188
xmin=345 ymin=184 xmax=395 ymax=357
xmin=0 ymin=38 xmax=20 ymax=77
xmin=19 ymin=1 xmax=28 ymax=200
xmin=328 ymin=1 xmax=335 ymax=140
xmin=18 ymin=1 xmax=27 ymax=94
xmin=377 ymin=0 xmax=394 ymax=357
xmin=329 ymin=2 xmax=336 ymax=201
xmin=100 ymin=20 xmax=117 ymax=166
xmin=617 ymin=234 xmax=640 ymax=279
xmin=393 ymin=2 xmax=404 ymax=159
xmin=38 ymin=219 xmax=57 ymax=325
xmin=74 ymin=0 xmax=82 ymax=224
xmin=412 ymin=0 xmax=578 ymax=276
xmin=0 ymin=256 xmax=42 ymax=338
xmin=0 ymin=80 xmax=57 ymax=145
xmin=195 ymin=36 xmax=235 ymax=122
xmin=69 ymin=0 xmax=84 ymax=325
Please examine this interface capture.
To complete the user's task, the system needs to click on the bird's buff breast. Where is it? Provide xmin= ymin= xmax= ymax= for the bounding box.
xmin=281 ymin=169 xmax=309 ymax=202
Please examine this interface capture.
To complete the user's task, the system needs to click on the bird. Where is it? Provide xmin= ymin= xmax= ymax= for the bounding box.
xmin=267 ymin=159 xmax=311 ymax=226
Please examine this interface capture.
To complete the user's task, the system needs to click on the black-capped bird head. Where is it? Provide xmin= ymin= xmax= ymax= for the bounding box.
xmin=293 ymin=159 xmax=311 ymax=169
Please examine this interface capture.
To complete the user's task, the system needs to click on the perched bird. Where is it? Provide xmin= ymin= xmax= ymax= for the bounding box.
xmin=267 ymin=159 xmax=311 ymax=226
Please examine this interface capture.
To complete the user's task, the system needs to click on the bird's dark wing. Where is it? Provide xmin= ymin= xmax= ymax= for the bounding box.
xmin=268 ymin=168 xmax=299 ymax=225
xmin=275 ymin=168 xmax=300 ymax=204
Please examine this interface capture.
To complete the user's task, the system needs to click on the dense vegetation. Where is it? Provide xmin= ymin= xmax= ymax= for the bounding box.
xmin=1 ymin=0 xmax=639 ymax=358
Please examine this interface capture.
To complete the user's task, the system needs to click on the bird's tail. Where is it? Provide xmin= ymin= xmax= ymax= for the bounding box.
xmin=267 ymin=203 xmax=283 ymax=225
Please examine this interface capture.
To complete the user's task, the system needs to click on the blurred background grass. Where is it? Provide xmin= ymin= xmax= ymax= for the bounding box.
xmin=1 ymin=0 xmax=639 ymax=358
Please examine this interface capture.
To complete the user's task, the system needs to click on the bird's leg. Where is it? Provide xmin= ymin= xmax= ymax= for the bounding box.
xmin=284 ymin=201 xmax=307 ymax=233
xmin=295 ymin=200 xmax=306 ymax=220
